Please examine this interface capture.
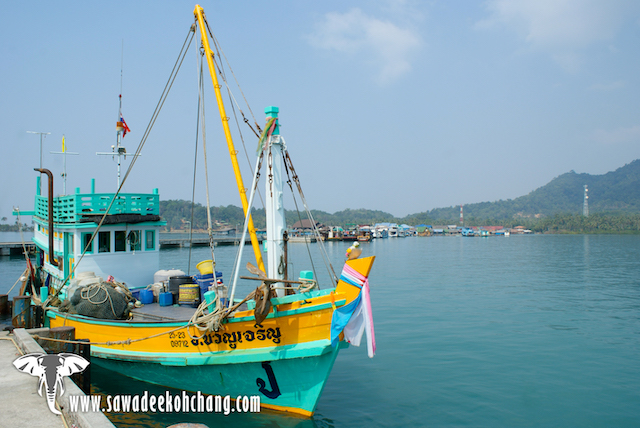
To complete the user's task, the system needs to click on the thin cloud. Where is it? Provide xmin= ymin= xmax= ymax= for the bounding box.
xmin=308 ymin=8 xmax=421 ymax=84
xmin=588 ymin=80 xmax=626 ymax=92
xmin=593 ymin=125 xmax=640 ymax=145
xmin=476 ymin=0 xmax=635 ymax=72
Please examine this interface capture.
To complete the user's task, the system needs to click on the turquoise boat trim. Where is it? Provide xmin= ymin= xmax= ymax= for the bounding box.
xmin=33 ymin=218 xmax=166 ymax=229
xmin=247 ymin=288 xmax=335 ymax=309
xmin=34 ymin=192 xmax=160 ymax=223
xmin=91 ymin=338 xmax=342 ymax=366
xmin=229 ymin=299 xmax=345 ymax=323
xmin=270 ymin=288 xmax=334 ymax=305
xmin=46 ymin=299 xmax=345 ymax=327
xmin=13 ymin=210 xmax=35 ymax=216
xmin=45 ymin=309 xmax=187 ymax=328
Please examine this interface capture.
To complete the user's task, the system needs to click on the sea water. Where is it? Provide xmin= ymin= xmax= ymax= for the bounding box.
xmin=1 ymin=234 xmax=639 ymax=427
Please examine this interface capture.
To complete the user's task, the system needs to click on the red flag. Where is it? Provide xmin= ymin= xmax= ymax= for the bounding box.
xmin=119 ymin=116 xmax=131 ymax=137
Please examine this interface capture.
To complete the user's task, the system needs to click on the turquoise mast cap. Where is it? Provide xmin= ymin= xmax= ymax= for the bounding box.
xmin=265 ymin=106 xmax=280 ymax=135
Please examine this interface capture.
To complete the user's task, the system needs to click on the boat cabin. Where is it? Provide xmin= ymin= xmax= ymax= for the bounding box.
xmin=28 ymin=177 xmax=164 ymax=294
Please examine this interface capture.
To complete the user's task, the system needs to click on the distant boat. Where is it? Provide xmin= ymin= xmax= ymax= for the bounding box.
xmin=326 ymin=226 xmax=344 ymax=241
xmin=461 ymin=228 xmax=475 ymax=237
xmin=371 ymin=224 xmax=389 ymax=239
xmin=357 ymin=232 xmax=372 ymax=242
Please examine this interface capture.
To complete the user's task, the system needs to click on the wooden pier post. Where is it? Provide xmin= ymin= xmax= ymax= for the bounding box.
xmin=73 ymin=338 xmax=91 ymax=394
xmin=0 ymin=294 xmax=8 ymax=315
xmin=39 ymin=327 xmax=91 ymax=394
xmin=12 ymin=296 xmax=31 ymax=328
xmin=47 ymin=326 xmax=76 ymax=354
xmin=30 ymin=305 xmax=44 ymax=328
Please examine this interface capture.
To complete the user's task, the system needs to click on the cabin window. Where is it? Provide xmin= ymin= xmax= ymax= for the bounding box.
xmin=145 ymin=230 xmax=155 ymax=251
xmin=98 ymin=231 xmax=110 ymax=253
xmin=115 ymin=231 xmax=126 ymax=252
xmin=128 ymin=230 xmax=141 ymax=251
xmin=82 ymin=233 xmax=93 ymax=254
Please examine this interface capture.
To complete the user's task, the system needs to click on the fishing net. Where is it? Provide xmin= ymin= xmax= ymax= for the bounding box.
xmin=63 ymin=282 xmax=134 ymax=320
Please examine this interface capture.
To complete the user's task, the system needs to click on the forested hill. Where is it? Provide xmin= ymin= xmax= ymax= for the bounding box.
xmin=159 ymin=160 xmax=640 ymax=229
xmin=408 ymin=159 xmax=640 ymax=223
xmin=159 ymin=200 xmax=397 ymax=230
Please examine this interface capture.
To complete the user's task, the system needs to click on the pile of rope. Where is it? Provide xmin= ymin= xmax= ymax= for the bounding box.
xmin=187 ymin=291 xmax=250 ymax=338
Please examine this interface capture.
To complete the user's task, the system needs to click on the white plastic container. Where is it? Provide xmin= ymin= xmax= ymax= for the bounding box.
xmin=154 ymin=269 xmax=185 ymax=285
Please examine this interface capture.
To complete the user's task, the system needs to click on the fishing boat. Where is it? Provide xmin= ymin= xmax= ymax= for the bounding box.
xmin=326 ymin=226 xmax=344 ymax=241
xmin=18 ymin=5 xmax=376 ymax=417
xmin=461 ymin=228 xmax=475 ymax=237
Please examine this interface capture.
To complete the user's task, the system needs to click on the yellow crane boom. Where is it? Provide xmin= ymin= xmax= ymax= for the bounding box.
xmin=193 ymin=4 xmax=265 ymax=273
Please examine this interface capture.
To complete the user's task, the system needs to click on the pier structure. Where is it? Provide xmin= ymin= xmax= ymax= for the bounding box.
xmin=0 ymin=328 xmax=115 ymax=428
xmin=158 ymin=234 xmax=263 ymax=248
xmin=0 ymin=235 xmax=263 ymax=256
xmin=0 ymin=242 xmax=35 ymax=256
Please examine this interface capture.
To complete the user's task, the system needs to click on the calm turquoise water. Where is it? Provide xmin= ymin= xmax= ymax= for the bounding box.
xmin=2 ymin=234 xmax=640 ymax=427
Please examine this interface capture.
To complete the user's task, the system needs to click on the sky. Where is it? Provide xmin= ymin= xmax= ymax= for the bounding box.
xmin=1 ymin=0 xmax=640 ymax=221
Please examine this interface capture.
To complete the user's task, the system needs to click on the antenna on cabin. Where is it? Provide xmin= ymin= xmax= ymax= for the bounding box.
xmin=50 ymin=134 xmax=79 ymax=195
xmin=583 ymin=185 xmax=589 ymax=217
xmin=97 ymin=50 xmax=140 ymax=190
xmin=27 ymin=131 xmax=51 ymax=170
xmin=28 ymin=130 xmax=51 ymax=195
xmin=460 ymin=204 xmax=464 ymax=226
xmin=96 ymin=95 xmax=139 ymax=189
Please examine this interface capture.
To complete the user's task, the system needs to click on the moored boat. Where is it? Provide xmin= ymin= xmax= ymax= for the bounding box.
xmin=19 ymin=5 xmax=377 ymax=417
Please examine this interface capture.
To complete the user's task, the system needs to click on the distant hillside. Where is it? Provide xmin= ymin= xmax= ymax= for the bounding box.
xmin=161 ymin=160 xmax=640 ymax=229
xmin=159 ymin=201 xmax=397 ymax=230
xmin=409 ymin=159 xmax=640 ymax=223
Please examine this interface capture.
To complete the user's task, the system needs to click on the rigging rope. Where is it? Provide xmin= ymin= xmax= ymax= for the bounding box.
xmin=206 ymin=22 xmax=266 ymax=210
xmin=44 ymin=25 xmax=197 ymax=306
xmin=205 ymin=19 xmax=261 ymax=135
xmin=197 ymin=41 xmax=217 ymax=266
xmin=282 ymin=154 xmax=320 ymax=286
xmin=283 ymin=150 xmax=339 ymax=284
xmin=187 ymin=44 xmax=204 ymax=274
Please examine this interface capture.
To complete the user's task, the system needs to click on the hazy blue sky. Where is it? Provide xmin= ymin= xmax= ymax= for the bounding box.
xmin=2 ymin=0 xmax=639 ymax=220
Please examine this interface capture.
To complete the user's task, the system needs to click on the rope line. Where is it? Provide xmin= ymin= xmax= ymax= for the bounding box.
xmin=44 ymin=25 xmax=196 ymax=306
xmin=283 ymin=150 xmax=339 ymax=284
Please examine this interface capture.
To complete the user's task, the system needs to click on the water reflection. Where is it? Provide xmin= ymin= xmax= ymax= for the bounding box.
xmin=90 ymin=363 xmax=329 ymax=428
